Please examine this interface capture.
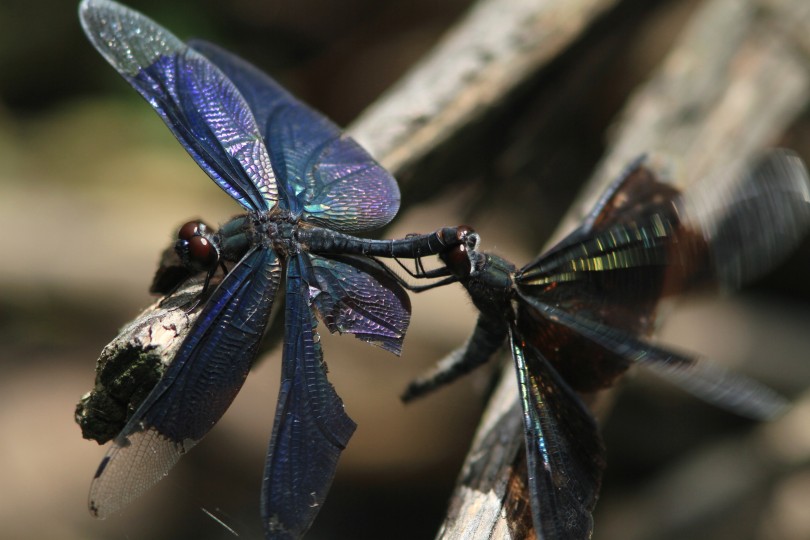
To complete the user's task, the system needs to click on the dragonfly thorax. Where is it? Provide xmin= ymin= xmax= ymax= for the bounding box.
xmin=459 ymin=250 xmax=517 ymax=324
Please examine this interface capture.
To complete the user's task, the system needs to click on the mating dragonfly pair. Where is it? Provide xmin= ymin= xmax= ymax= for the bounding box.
xmin=75 ymin=1 xmax=810 ymax=538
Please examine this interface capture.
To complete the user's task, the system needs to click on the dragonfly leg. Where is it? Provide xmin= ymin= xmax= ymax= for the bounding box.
xmin=373 ymin=256 xmax=458 ymax=292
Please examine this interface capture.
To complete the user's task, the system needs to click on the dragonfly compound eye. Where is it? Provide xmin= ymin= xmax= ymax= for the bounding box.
xmin=178 ymin=220 xmax=204 ymax=241
xmin=442 ymin=244 xmax=473 ymax=278
xmin=187 ymin=235 xmax=218 ymax=268
xmin=455 ymin=225 xmax=475 ymax=243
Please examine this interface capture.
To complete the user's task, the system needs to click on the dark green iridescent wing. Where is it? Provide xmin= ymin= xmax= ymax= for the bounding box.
xmin=508 ymin=327 xmax=605 ymax=540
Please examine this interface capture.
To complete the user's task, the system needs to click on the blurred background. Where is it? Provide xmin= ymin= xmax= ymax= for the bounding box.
xmin=1 ymin=0 xmax=810 ymax=539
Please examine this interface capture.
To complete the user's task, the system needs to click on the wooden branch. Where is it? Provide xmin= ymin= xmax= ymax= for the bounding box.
xmin=75 ymin=278 xmax=203 ymax=443
xmin=349 ymin=0 xmax=622 ymax=177
xmin=434 ymin=0 xmax=810 ymax=537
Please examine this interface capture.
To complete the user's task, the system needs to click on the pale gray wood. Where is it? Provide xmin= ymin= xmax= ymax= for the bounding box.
xmin=349 ymin=0 xmax=622 ymax=175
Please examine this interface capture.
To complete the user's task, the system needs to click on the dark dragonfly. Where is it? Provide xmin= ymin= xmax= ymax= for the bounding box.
xmin=79 ymin=0 xmax=465 ymax=537
xmin=402 ymin=152 xmax=810 ymax=539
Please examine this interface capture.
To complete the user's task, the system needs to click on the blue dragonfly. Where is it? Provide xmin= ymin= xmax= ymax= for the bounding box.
xmin=78 ymin=1 xmax=468 ymax=537
xmin=402 ymin=152 xmax=810 ymax=539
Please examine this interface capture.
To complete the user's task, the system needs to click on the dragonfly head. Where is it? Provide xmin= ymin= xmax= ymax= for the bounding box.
xmin=440 ymin=225 xmax=483 ymax=279
xmin=175 ymin=220 xmax=220 ymax=272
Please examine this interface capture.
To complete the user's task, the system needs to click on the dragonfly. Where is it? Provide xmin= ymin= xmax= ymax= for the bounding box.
xmin=79 ymin=0 xmax=467 ymax=537
xmin=401 ymin=151 xmax=810 ymax=539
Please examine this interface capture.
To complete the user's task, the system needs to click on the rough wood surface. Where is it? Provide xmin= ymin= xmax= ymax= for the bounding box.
xmin=75 ymin=278 xmax=203 ymax=443
xmin=349 ymin=0 xmax=621 ymax=177
xmin=434 ymin=0 xmax=810 ymax=537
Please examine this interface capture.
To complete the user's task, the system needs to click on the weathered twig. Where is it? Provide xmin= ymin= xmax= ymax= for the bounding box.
xmin=76 ymin=277 xmax=203 ymax=443
xmin=349 ymin=0 xmax=622 ymax=176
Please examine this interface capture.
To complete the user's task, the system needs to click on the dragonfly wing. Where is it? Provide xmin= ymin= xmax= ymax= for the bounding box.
xmin=518 ymin=197 xmax=692 ymax=339
xmin=540 ymin=156 xmax=679 ymax=258
xmin=307 ymin=253 xmax=410 ymax=354
xmin=508 ymin=327 xmax=605 ymax=540
xmin=262 ymin=254 xmax=356 ymax=539
xmin=88 ymin=246 xmax=281 ymax=517
xmin=189 ymin=40 xmax=400 ymax=231
xmin=522 ymin=151 xmax=810 ymax=313
xmin=681 ymin=149 xmax=810 ymax=288
xmin=519 ymin=292 xmax=788 ymax=420
xmin=79 ymin=0 xmax=278 ymax=211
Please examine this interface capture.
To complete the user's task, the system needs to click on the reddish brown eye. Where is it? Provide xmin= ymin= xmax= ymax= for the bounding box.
xmin=442 ymin=244 xmax=472 ymax=278
xmin=455 ymin=225 xmax=475 ymax=243
xmin=178 ymin=221 xmax=202 ymax=241
xmin=188 ymin=236 xmax=217 ymax=267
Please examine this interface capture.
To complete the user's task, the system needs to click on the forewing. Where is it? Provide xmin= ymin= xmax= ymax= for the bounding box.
xmin=88 ymin=246 xmax=281 ymax=517
xmin=262 ymin=254 xmax=356 ymax=539
xmin=519 ymin=151 xmax=810 ymax=336
xmin=582 ymin=155 xmax=676 ymax=234
xmin=681 ymin=149 xmax=810 ymax=288
xmin=189 ymin=40 xmax=401 ymax=231
xmin=518 ymin=197 xmax=697 ymax=339
xmin=307 ymin=253 xmax=410 ymax=354
xmin=539 ymin=157 xmax=678 ymax=258
xmin=509 ymin=328 xmax=605 ymax=540
xmin=79 ymin=0 xmax=278 ymax=211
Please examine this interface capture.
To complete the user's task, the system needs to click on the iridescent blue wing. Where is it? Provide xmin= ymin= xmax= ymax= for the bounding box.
xmin=262 ymin=254 xmax=356 ymax=539
xmin=88 ymin=246 xmax=281 ymax=517
xmin=189 ymin=40 xmax=401 ymax=231
xmin=508 ymin=327 xmax=605 ymax=540
xmin=308 ymin=253 xmax=410 ymax=354
xmin=79 ymin=0 xmax=278 ymax=211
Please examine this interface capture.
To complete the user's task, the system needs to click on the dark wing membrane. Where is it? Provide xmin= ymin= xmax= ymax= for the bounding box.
xmin=518 ymin=292 xmax=788 ymax=420
xmin=79 ymin=0 xmax=278 ymax=211
xmin=515 ymin=301 xmax=633 ymax=393
xmin=508 ymin=328 xmax=605 ymax=540
xmin=522 ymin=151 xmax=810 ymax=331
xmin=680 ymin=149 xmax=810 ymax=288
xmin=582 ymin=155 xmax=676 ymax=234
xmin=512 ymin=151 xmax=810 ymax=401
xmin=189 ymin=40 xmax=401 ymax=231
xmin=518 ymin=198 xmax=703 ymax=339
xmin=540 ymin=156 xmax=678 ymax=258
xmin=88 ymin=246 xmax=281 ymax=517
xmin=307 ymin=253 xmax=410 ymax=354
xmin=262 ymin=254 xmax=356 ymax=539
